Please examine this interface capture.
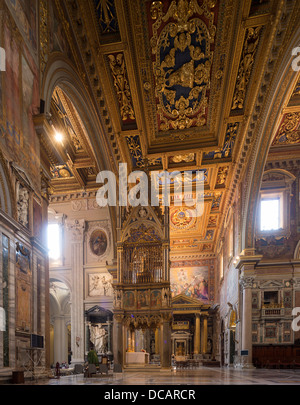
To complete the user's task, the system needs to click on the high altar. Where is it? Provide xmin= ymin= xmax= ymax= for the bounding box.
xmin=112 ymin=199 xmax=172 ymax=368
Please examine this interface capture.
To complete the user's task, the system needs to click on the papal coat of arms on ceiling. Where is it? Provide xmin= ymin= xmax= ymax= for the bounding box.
xmin=149 ymin=0 xmax=216 ymax=132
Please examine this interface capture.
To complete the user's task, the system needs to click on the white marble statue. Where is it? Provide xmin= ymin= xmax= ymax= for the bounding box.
xmin=89 ymin=324 xmax=107 ymax=353
xmin=17 ymin=187 xmax=29 ymax=227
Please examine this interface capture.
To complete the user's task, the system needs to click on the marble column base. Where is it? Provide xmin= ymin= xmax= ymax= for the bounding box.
xmin=71 ymin=358 xmax=85 ymax=365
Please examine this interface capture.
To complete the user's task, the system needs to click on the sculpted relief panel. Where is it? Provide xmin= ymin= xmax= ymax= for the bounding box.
xmin=88 ymin=273 xmax=113 ymax=298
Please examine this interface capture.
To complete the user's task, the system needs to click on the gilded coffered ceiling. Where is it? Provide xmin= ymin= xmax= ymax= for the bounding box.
xmin=39 ymin=0 xmax=300 ymax=256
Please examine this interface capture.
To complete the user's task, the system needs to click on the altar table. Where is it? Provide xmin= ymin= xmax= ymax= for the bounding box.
xmin=126 ymin=352 xmax=149 ymax=364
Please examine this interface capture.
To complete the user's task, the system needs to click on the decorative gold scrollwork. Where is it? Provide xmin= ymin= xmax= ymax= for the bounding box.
xmin=150 ymin=0 xmax=216 ymax=131
xmin=232 ymin=27 xmax=262 ymax=110
xmin=108 ymin=53 xmax=136 ymax=121
xmin=272 ymin=112 xmax=300 ymax=145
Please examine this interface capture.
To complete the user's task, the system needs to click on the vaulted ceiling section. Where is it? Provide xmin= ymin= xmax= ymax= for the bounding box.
xmin=40 ymin=0 xmax=300 ymax=257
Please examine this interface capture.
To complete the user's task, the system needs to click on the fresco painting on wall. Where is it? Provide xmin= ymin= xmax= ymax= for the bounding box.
xmin=124 ymin=291 xmax=135 ymax=308
xmin=171 ymin=266 xmax=209 ymax=301
xmin=89 ymin=229 xmax=108 ymax=257
xmin=137 ymin=290 xmax=148 ymax=309
xmin=150 ymin=290 xmax=162 ymax=308
xmin=6 ymin=0 xmax=38 ymax=54
xmin=1 ymin=20 xmax=40 ymax=191
xmin=49 ymin=1 xmax=72 ymax=58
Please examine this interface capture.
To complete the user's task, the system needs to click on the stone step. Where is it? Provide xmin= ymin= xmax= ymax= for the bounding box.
xmin=123 ymin=364 xmax=163 ymax=373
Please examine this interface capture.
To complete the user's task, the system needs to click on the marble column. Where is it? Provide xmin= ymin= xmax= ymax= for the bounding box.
xmin=155 ymin=327 xmax=160 ymax=355
xmin=53 ymin=316 xmax=68 ymax=364
xmin=107 ymin=320 xmax=112 ymax=354
xmin=236 ymin=252 xmax=261 ymax=368
xmin=202 ymin=316 xmax=208 ymax=354
xmin=113 ymin=314 xmax=124 ymax=366
xmin=240 ymin=276 xmax=254 ymax=367
xmin=85 ymin=321 xmax=90 ymax=354
xmin=66 ymin=219 xmax=85 ymax=365
xmin=194 ymin=313 xmax=201 ymax=355
xmin=160 ymin=314 xmax=172 ymax=368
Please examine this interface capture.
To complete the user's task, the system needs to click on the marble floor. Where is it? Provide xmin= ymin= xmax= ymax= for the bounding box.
xmin=22 ymin=367 xmax=300 ymax=385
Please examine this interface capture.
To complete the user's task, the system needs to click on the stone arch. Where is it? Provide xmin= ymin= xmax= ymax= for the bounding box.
xmin=294 ymin=241 xmax=300 ymax=260
xmin=49 ymin=278 xmax=71 ymax=365
xmin=41 ymin=53 xmax=117 ymax=256
xmin=241 ymin=27 xmax=300 ymax=252
xmin=262 ymin=169 xmax=296 ymax=183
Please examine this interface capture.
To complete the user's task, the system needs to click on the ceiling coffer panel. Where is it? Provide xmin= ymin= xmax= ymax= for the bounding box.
xmin=146 ymin=0 xmax=218 ymax=134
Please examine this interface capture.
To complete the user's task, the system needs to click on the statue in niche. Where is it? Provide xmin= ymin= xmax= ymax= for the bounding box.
xmin=17 ymin=186 xmax=29 ymax=227
xmin=114 ymin=289 xmax=123 ymax=309
xmin=89 ymin=324 xmax=107 ymax=354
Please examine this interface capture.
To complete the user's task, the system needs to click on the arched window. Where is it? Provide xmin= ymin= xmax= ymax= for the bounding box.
xmin=0 ymin=307 xmax=6 ymax=332
xmin=48 ymin=223 xmax=61 ymax=261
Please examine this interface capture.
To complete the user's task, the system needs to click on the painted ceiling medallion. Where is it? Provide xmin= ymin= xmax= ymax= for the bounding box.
xmin=170 ymin=207 xmax=197 ymax=230
xmin=150 ymin=0 xmax=216 ymax=132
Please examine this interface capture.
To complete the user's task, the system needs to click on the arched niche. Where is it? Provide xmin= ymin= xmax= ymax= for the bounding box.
xmin=40 ymin=53 xmax=117 ymax=257
xmin=85 ymin=306 xmax=113 ymax=324
xmin=50 ymin=279 xmax=71 ymax=316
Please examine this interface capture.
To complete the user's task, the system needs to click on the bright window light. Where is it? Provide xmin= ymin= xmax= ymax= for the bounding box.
xmin=48 ymin=223 xmax=60 ymax=260
xmin=55 ymin=131 xmax=63 ymax=143
xmin=260 ymin=198 xmax=280 ymax=231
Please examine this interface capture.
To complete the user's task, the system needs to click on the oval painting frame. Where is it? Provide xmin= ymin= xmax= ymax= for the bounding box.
xmin=89 ymin=229 xmax=108 ymax=257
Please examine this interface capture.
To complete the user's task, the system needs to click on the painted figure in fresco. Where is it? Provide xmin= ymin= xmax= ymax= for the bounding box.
xmin=171 ymin=267 xmax=209 ymax=301
xmin=90 ymin=230 xmax=107 ymax=256
xmin=177 ymin=268 xmax=187 ymax=283
xmin=151 ymin=291 xmax=162 ymax=307
xmin=124 ymin=292 xmax=134 ymax=307
xmin=138 ymin=291 xmax=147 ymax=308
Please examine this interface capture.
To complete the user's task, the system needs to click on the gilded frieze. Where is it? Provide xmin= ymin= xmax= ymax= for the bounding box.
xmin=107 ymin=53 xmax=136 ymax=123
xmin=126 ymin=135 xmax=144 ymax=168
xmin=216 ymin=166 xmax=229 ymax=186
xmin=169 ymin=153 xmax=195 ymax=164
xmin=203 ymin=122 xmax=239 ymax=160
xmin=39 ymin=0 xmax=48 ymax=73
xmin=272 ymin=112 xmax=300 ymax=146
xmin=50 ymin=165 xmax=73 ymax=179
xmin=231 ymin=26 xmax=262 ymax=111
